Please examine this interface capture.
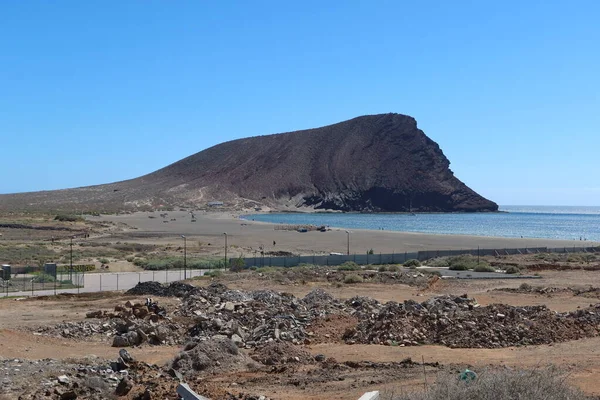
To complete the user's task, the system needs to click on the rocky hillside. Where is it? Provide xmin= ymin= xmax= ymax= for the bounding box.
xmin=0 ymin=113 xmax=498 ymax=212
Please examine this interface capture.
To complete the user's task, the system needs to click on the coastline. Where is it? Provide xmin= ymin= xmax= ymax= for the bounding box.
xmin=94 ymin=211 xmax=597 ymax=256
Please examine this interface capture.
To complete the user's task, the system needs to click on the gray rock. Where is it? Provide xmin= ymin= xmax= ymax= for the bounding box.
xmin=115 ymin=376 xmax=133 ymax=396
xmin=112 ymin=336 xmax=130 ymax=347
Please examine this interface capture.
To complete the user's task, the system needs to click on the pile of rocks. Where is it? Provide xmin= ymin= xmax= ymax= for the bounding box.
xmin=182 ymin=285 xmax=348 ymax=348
xmin=34 ymin=299 xmax=185 ymax=347
xmin=171 ymin=337 xmax=259 ymax=375
xmin=0 ymin=355 xmax=135 ymax=400
xmin=101 ymin=300 xmax=185 ymax=347
xmin=250 ymin=341 xmax=315 ymax=365
xmin=126 ymin=282 xmax=345 ymax=349
xmin=495 ymin=284 xmax=600 ymax=299
xmin=344 ymin=294 xmax=600 ymax=348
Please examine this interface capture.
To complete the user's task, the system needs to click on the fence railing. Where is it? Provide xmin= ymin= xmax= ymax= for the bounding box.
xmin=240 ymin=246 xmax=600 ymax=268
xmin=1 ymin=268 xmax=211 ymax=296
xmin=0 ymin=270 xmax=85 ymax=295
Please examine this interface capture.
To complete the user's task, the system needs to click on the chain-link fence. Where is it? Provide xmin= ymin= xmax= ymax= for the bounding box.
xmin=0 ymin=268 xmax=84 ymax=295
xmin=1 ymin=267 xmax=211 ymax=296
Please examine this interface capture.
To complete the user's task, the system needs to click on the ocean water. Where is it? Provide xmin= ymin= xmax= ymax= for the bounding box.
xmin=244 ymin=206 xmax=600 ymax=241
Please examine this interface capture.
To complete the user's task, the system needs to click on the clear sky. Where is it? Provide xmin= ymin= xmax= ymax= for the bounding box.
xmin=1 ymin=1 xmax=598 ymax=206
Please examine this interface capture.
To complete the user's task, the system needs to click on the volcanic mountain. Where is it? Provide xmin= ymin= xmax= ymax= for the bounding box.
xmin=0 ymin=113 xmax=498 ymax=212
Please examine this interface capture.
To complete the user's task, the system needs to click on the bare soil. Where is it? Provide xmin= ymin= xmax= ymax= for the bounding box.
xmin=3 ymin=266 xmax=600 ymax=399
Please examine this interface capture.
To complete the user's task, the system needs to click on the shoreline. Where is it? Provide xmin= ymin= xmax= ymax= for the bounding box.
xmin=240 ymin=211 xmax=600 ymax=243
xmin=93 ymin=211 xmax=598 ymax=255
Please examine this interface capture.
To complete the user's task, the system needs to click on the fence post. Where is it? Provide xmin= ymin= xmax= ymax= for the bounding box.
xmin=117 ymin=274 xmax=119 ymax=291
xmin=100 ymin=274 xmax=102 ymax=292
xmin=31 ymin=280 xmax=34 ymax=297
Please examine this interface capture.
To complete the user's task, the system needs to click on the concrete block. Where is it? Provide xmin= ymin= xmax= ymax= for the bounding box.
xmin=176 ymin=383 xmax=211 ymax=400
xmin=358 ymin=391 xmax=380 ymax=400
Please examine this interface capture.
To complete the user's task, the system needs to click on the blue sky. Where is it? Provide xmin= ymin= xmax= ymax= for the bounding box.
xmin=1 ymin=1 xmax=598 ymax=206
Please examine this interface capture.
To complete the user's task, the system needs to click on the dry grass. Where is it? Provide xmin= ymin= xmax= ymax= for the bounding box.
xmin=384 ymin=366 xmax=587 ymax=400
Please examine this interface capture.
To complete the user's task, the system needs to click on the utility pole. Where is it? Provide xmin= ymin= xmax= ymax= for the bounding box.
xmin=223 ymin=233 xmax=228 ymax=267
xmin=345 ymin=230 xmax=350 ymax=255
xmin=70 ymin=236 xmax=73 ymax=281
xmin=181 ymin=235 xmax=187 ymax=279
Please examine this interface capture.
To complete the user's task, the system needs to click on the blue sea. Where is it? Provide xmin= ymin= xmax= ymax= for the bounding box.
xmin=244 ymin=206 xmax=600 ymax=242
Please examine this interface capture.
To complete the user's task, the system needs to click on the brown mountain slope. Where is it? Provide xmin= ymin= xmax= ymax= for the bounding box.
xmin=0 ymin=113 xmax=498 ymax=212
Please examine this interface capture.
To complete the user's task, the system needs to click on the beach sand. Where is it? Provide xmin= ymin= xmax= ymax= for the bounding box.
xmin=93 ymin=210 xmax=594 ymax=256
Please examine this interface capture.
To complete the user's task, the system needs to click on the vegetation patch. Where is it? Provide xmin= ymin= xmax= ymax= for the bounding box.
xmin=337 ymin=261 xmax=360 ymax=271
xmin=54 ymin=214 xmax=83 ymax=222
xmin=404 ymin=259 xmax=421 ymax=268
xmin=134 ymin=257 xmax=226 ymax=270
xmin=344 ymin=274 xmax=363 ymax=284
xmin=390 ymin=367 xmax=586 ymax=400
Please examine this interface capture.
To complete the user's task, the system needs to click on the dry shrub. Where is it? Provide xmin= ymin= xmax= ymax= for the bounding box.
xmin=386 ymin=367 xmax=586 ymax=400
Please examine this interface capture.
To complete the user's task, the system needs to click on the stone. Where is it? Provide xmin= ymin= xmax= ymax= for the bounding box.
xmin=86 ymin=310 xmax=103 ymax=318
xmin=112 ymin=336 xmax=130 ymax=347
xmin=57 ymin=375 xmax=70 ymax=385
xmin=115 ymin=376 xmax=133 ymax=396
xmin=231 ymin=334 xmax=243 ymax=347
xmin=119 ymin=349 xmax=134 ymax=363
xmin=60 ymin=390 xmax=77 ymax=400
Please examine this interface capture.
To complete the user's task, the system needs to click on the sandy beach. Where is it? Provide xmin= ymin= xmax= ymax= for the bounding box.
xmin=93 ymin=210 xmax=593 ymax=256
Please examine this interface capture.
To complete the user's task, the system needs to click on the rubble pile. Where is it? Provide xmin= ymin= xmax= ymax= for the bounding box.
xmin=105 ymin=299 xmax=185 ymax=347
xmin=0 ymin=355 xmax=137 ymax=400
xmin=171 ymin=337 xmax=259 ymax=375
xmin=45 ymin=281 xmax=600 ymax=351
xmin=182 ymin=285 xmax=348 ymax=348
xmin=344 ymin=294 xmax=600 ymax=348
xmin=125 ymin=281 xmax=201 ymax=297
xmin=35 ymin=298 xmax=186 ymax=347
xmin=495 ymin=284 xmax=600 ymax=299
xmin=250 ymin=341 xmax=315 ymax=365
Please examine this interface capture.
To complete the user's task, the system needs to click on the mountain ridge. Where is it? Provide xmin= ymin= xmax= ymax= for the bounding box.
xmin=0 ymin=113 xmax=498 ymax=213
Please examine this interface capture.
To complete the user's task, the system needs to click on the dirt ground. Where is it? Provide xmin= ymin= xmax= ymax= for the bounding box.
xmin=3 ymin=267 xmax=600 ymax=399
xmin=2 ymin=212 xmax=600 ymax=399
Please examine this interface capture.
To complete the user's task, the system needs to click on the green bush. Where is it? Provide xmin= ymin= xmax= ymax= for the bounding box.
xmin=446 ymin=255 xmax=488 ymax=271
xmin=344 ymin=274 xmax=363 ymax=284
xmin=229 ymin=256 xmax=246 ymax=272
xmin=338 ymin=261 xmax=360 ymax=271
xmin=54 ymin=214 xmax=83 ymax=222
xmin=505 ymin=265 xmax=520 ymax=274
xmin=203 ymin=270 xmax=222 ymax=278
xmin=378 ymin=266 xmax=388 ymax=272
xmin=98 ymin=258 xmax=110 ymax=265
xmin=473 ymin=265 xmax=496 ymax=272
xmin=367 ymin=249 xmax=375 ymax=255
xmin=404 ymin=259 xmax=421 ymax=268
xmin=135 ymin=257 xmax=226 ymax=270
xmin=388 ymin=265 xmax=400 ymax=272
